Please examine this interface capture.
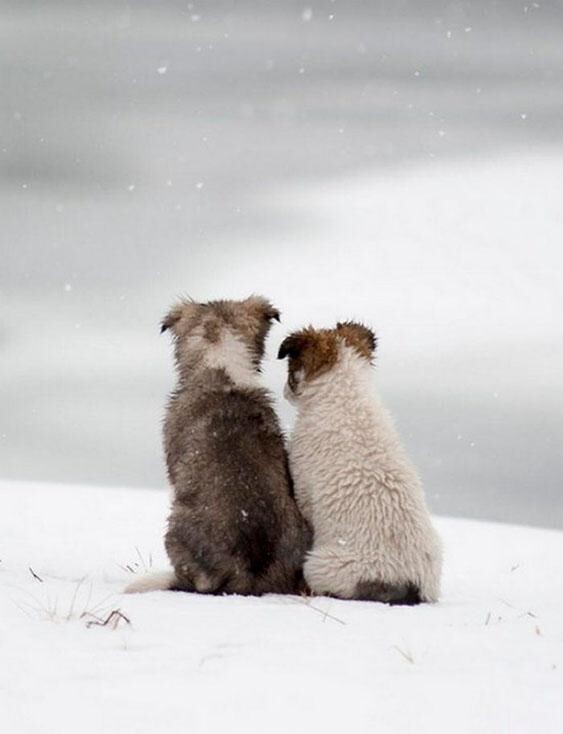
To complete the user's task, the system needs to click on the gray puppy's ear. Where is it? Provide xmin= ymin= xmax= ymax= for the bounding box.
xmin=160 ymin=303 xmax=184 ymax=334
xmin=268 ymin=307 xmax=281 ymax=323
xmin=245 ymin=295 xmax=281 ymax=323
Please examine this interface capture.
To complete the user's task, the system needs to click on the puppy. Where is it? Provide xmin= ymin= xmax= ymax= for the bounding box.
xmin=278 ymin=322 xmax=442 ymax=604
xmin=126 ymin=296 xmax=310 ymax=596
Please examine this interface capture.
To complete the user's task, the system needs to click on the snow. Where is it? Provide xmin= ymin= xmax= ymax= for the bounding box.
xmin=1 ymin=480 xmax=562 ymax=733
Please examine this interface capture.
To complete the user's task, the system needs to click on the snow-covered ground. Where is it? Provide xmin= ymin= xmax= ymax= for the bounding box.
xmin=1 ymin=480 xmax=562 ymax=733
xmin=3 ymin=6 xmax=561 ymax=727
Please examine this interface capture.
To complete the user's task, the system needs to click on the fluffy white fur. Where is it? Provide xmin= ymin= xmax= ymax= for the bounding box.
xmin=287 ymin=344 xmax=442 ymax=602
xmin=124 ymin=570 xmax=176 ymax=594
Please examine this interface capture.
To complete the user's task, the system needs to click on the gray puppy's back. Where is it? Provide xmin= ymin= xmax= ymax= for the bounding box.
xmin=163 ymin=297 xmax=311 ymax=595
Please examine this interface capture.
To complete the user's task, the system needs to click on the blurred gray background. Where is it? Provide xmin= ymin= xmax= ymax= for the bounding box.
xmin=1 ymin=1 xmax=562 ymax=528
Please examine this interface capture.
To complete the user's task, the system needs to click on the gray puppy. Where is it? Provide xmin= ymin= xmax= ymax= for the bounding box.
xmin=126 ymin=296 xmax=310 ymax=596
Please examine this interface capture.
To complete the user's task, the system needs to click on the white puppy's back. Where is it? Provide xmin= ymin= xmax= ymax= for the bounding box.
xmin=280 ymin=324 xmax=442 ymax=604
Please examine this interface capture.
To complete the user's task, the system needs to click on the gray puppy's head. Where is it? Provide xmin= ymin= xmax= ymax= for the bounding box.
xmin=161 ymin=296 xmax=280 ymax=377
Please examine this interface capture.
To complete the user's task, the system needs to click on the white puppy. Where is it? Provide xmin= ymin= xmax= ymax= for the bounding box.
xmin=278 ymin=322 xmax=442 ymax=604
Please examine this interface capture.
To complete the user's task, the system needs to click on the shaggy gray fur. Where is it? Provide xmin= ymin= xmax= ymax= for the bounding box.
xmin=162 ymin=297 xmax=311 ymax=595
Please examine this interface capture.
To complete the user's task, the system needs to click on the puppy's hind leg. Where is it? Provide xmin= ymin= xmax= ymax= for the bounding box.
xmin=303 ymin=546 xmax=359 ymax=599
xmin=354 ymin=579 xmax=421 ymax=606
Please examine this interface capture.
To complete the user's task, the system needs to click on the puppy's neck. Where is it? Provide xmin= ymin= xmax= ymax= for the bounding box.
xmin=298 ymin=343 xmax=375 ymax=409
xmin=181 ymin=328 xmax=261 ymax=389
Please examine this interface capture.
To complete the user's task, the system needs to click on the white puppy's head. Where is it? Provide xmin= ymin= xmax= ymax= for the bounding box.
xmin=278 ymin=321 xmax=376 ymax=402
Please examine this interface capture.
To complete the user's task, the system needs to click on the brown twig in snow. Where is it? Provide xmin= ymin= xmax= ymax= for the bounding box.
xmin=83 ymin=609 xmax=131 ymax=630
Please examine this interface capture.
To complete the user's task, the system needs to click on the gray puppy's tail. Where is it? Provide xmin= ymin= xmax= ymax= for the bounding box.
xmin=123 ymin=570 xmax=177 ymax=594
xmin=354 ymin=579 xmax=421 ymax=606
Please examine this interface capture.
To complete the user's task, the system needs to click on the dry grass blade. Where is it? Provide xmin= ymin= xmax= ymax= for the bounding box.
xmin=135 ymin=546 xmax=153 ymax=572
xmin=393 ymin=645 xmax=415 ymax=664
xmin=117 ymin=547 xmax=153 ymax=576
xmin=87 ymin=592 xmax=119 ymax=616
xmin=29 ymin=567 xmax=43 ymax=583
xmin=12 ymin=579 xmax=119 ymax=625
xmin=66 ymin=578 xmax=86 ymax=622
xmin=294 ymin=596 xmax=346 ymax=625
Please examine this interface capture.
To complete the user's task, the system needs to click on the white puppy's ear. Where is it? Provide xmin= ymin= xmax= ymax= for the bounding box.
xmin=278 ymin=332 xmax=310 ymax=360
xmin=336 ymin=321 xmax=377 ymax=358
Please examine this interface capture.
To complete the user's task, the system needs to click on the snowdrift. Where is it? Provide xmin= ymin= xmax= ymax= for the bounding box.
xmin=1 ymin=480 xmax=561 ymax=733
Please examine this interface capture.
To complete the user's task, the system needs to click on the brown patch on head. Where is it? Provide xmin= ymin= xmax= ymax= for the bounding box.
xmin=278 ymin=327 xmax=339 ymax=390
xmin=336 ymin=321 xmax=376 ymax=360
xmin=161 ymin=295 xmax=280 ymax=370
xmin=278 ymin=321 xmax=377 ymax=393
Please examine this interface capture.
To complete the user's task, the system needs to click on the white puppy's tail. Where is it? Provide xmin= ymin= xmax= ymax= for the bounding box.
xmin=123 ymin=570 xmax=177 ymax=594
